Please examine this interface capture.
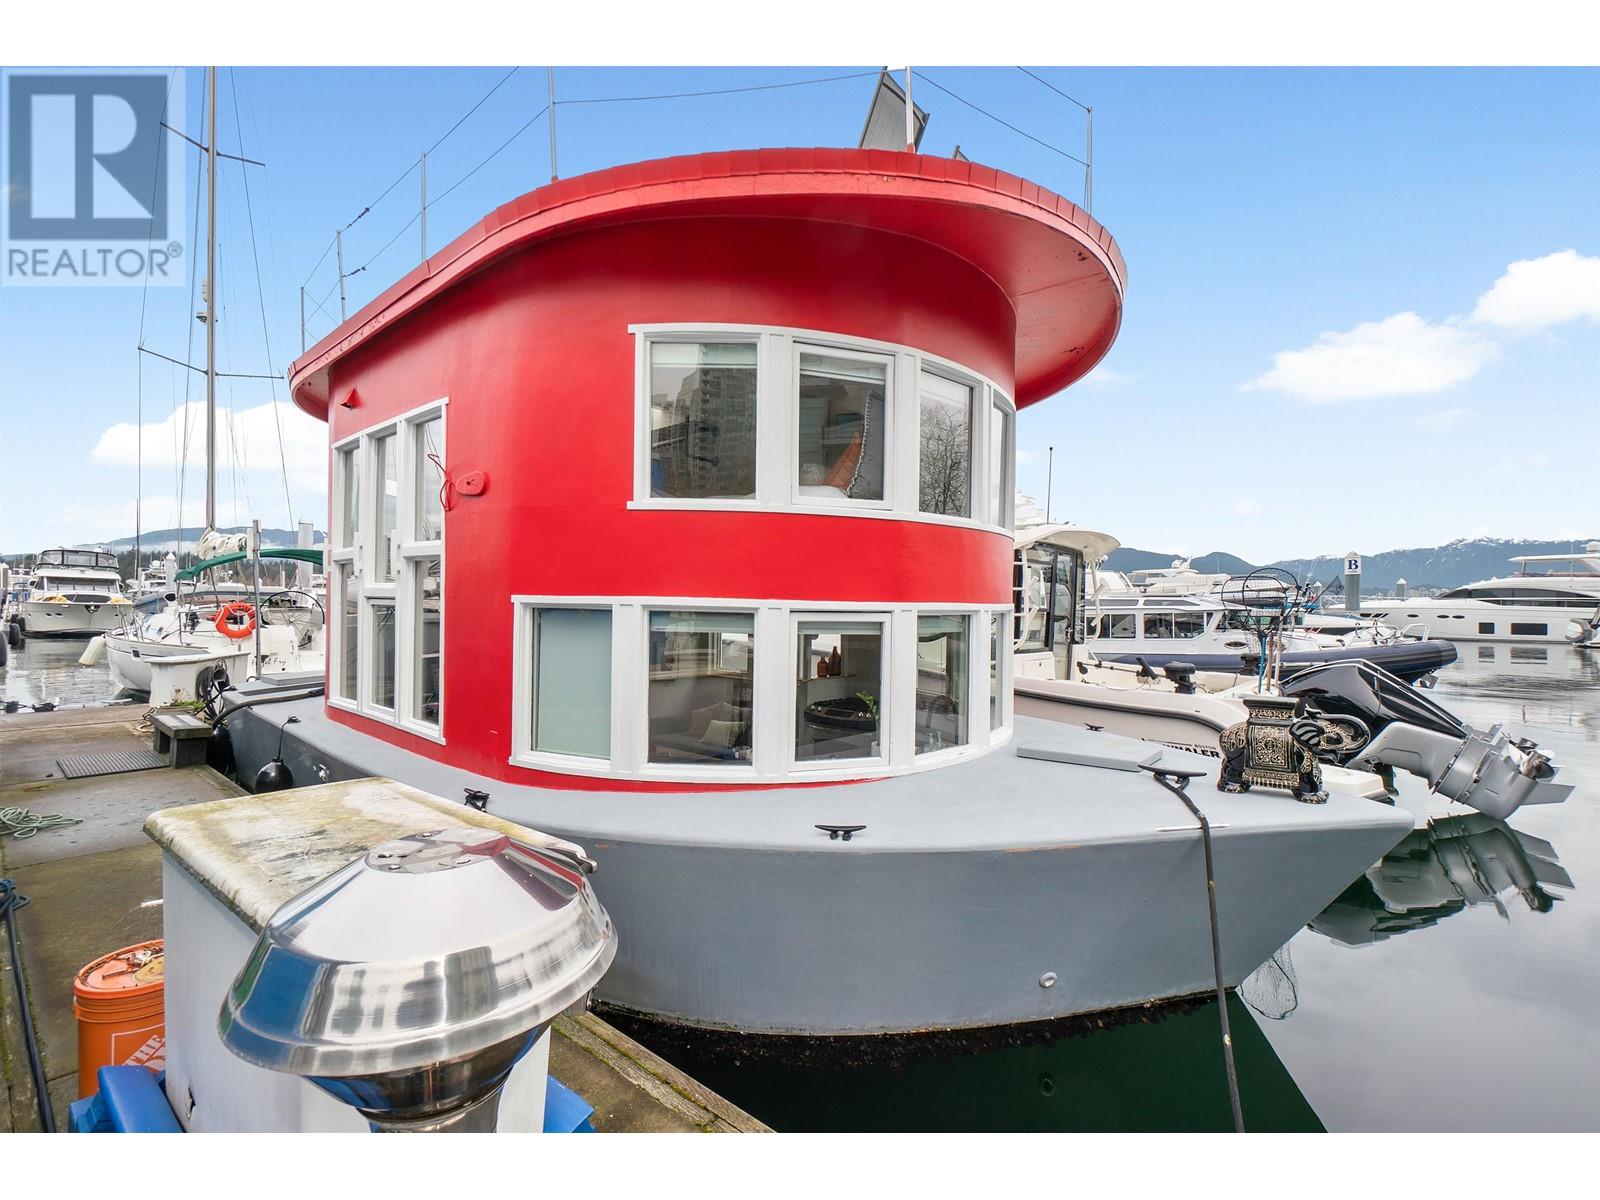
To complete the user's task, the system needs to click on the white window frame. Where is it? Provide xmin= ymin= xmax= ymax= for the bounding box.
xmin=635 ymin=330 xmax=766 ymax=510
xmin=915 ymin=366 xmax=979 ymax=522
xmin=788 ymin=611 xmax=892 ymax=774
xmin=629 ymin=323 xmax=1017 ymax=535
xmin=509 ymin=595 xmax=1011 ymax=786
xmin=790 ymin=342 xmax=895 ymax=513
xmin=989 ymin=394 xmax=1015 ymax=529
xmin=328 ymin=398 xmax=448 ymax=743
xmin=512 ymin=603 xmax=619 ymax=770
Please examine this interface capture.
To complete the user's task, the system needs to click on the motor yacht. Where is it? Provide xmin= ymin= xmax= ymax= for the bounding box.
xmin=17 ymin=547 xmax=132 ymax=637
xmin=1355 ymin=544 xmax=1600 ymax=643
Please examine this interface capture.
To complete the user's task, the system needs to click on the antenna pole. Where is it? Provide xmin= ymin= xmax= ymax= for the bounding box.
xmin=904 ymin=66 xmax=915 ymax=151
xmin=335 ymin=228 xmax=347 ymax=321
xmin=1084 ymin=106 xmax=1093 ymax=211
xmin=547 ymin=67 xmax=559 ymax=182
xmin=420 ymin=150 xmax=428 ymax=260
xmin=204 ymin=65 xmax=218 ymax=533
xmin=299 ymin=286 xmax=305 ymax=354
xmin=1045 ymin=446 xmax=1054 ymax=522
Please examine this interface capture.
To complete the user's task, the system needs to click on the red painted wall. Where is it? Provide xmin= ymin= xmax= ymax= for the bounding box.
xmin=325 ymin=216 xmax=1019 ymax=787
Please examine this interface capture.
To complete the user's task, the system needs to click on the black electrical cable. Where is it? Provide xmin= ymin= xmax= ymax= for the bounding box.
xmin=1 ymin=878 xmax=56 ymax=1132
xmin=1140 ymin=764 xmax=1246 ymax=1133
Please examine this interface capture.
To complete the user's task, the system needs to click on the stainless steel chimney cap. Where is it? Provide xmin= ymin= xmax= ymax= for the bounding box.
xmin=218 ymin=827 xmax=617 ymax=1080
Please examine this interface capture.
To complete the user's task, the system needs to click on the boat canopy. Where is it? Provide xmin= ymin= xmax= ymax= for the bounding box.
xmin=176 ymin=547 xmax=323 ymax=581
xmin=1015 ymin=523 xmax=1120 ymax=563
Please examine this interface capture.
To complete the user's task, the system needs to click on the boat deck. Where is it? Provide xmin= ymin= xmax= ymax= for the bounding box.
xmin=0 ymin=705 xmax=765 ymax=1133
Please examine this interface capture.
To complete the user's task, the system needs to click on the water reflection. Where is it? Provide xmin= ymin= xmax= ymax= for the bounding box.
xmin=612 ymin=994 xmax=1323 ymax=1132
xmin=1310 ymin=814 xmax=1573 ymax=946
xmin=1 ymin=637 xmax=128 ymax=710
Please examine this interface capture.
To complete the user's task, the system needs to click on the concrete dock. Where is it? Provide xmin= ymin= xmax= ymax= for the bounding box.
xmin=0 ymin=705 xmax=766 ymax=1134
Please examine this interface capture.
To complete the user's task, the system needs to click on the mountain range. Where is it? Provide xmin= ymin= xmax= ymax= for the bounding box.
xmin=3 ymin=526 xmax=326 ymax=560
xmin=1108 ymin=537 xmax=1596 ymax=591
xmin=8 ymin=531 xmax=1592 ymax=592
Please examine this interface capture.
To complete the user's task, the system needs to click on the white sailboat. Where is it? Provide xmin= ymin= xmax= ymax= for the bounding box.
xmin=102 ymin=68 xmax=324 ymax=702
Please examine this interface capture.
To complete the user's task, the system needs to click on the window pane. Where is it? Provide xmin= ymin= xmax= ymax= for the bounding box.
xmin=796 ymin=621 xmax=883 ymax=762
xmin=534 ymin=608 xmax=612 ymax=759
xmin=649 ymin=342 xmax=757 ymax=499
xmin=796 ymin=351 xmax=886 ymax=501
xmin=339 ymin=447 xmax=360 ymax=545
xmin=648 ymin=610 xmax=754 ymax=764
xmin=374 ymin=433 xmax=398 ymax=580
xmin=412 ymin=557 xmax=442 ymax=725
xmin=916 ymin=614 xmax=970 ymax=752
xmin=919 ymin=372 xmax=972 ymax=517
xmin=989 ymin=403 xmax=1010 ymax=525
xmin=336 ymin=563 xmax=358 ymax=700
xmin=371 ymin=601 xmax=397 ymax=709
xmin=990 ymin=612 xmax=1003 ymax=730
xmin=415 ymin=416 xmax=444 ymax=542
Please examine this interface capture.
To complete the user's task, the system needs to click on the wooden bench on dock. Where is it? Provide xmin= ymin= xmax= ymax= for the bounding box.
xmin=149 ymin=710 xmax=211 ymax=769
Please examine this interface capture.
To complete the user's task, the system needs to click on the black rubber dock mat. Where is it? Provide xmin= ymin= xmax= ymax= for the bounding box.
xmin=54 ymin=750 xmax=168 ymax=779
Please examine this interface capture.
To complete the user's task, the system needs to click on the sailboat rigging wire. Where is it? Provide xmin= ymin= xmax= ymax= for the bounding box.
xmin=138 ymin=345 xmax=281 ymax=381
xmin=912 ymin=71 xmax=1090 ymax=169
xmin=430 ymin=104 xmax=550 ymax=207
xmin=1015 ymin=66 xmax=1090 ymax=114
xmin=303 ymin=65 xmax=522 ymax=291
xmin=557 ymin=69 xmax=878 ymax=106
xmin=229 ymin=68 xmax=295 ymax=528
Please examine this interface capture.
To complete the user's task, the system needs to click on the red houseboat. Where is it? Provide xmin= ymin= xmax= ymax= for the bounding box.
xmin=223 ymin=147 xmax=1411 ymax=1037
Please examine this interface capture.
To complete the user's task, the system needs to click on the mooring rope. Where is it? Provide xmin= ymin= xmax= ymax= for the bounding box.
xmin=0 ymin=807 xmax=83 ymax=840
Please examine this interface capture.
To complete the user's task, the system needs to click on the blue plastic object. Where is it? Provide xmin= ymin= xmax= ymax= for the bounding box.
xmin=72 ymin=1067 xmax=593 ymax=1133
xmin=68 ymin=1068 xmax=182 ymax=1133
xmin=543 ymin=1076 xmax=596 ymax=1133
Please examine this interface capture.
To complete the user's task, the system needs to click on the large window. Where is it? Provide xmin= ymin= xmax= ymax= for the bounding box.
xmin=513 ymin=599 xmax=1006 ymax=783
xmin=330 ymin=400 xmax=447 ymax=739
xmin=796 ymin=348 xmax=887 ymax=503
xmin=648 ymin=610 xmax=756 ymax=765
xmin=634 ymin=326 xmax=1015 ymax=531
xmin=532 ymin=608 xmax=612 ymax=759
xmin=916 ymin=614 xmax=970 ymax=753
xmin=918 ymin=372 xmax=973 ymax=518
xmin=795 ymin=618 xmax=885 ymax=763
xmin=649 ymin=341 xmax=758 ymax=499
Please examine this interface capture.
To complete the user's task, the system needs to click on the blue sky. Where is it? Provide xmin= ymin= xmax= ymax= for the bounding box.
xmin=2 ymin=65 xmax=1595 ymax=561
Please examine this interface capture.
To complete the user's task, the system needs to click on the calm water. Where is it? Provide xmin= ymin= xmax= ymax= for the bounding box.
xmin=7 ymin=636 xmax=1596 ymax=1130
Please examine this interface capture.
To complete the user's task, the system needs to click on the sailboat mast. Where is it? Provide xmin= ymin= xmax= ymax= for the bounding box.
xmin=205 ymin=65 xmax=218 ymax=532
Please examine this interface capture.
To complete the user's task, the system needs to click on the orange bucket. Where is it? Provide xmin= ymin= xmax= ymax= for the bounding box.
xmin=72 ymin=939 xmax=166 ymax=1099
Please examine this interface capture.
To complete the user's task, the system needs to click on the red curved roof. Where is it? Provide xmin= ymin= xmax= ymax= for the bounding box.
xmin=290 ymin=148 xmax=1126 ymax=418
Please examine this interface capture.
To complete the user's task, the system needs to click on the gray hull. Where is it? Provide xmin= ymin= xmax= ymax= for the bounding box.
xmin=222 ymin=686 xmax=1412 ymax=1036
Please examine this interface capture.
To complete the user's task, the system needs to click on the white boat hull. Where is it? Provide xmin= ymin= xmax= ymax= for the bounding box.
xmin=20 ymin=599 xmax=131 ymax=637
xmin=1355 ymin=598 xmax=1594 ymax=643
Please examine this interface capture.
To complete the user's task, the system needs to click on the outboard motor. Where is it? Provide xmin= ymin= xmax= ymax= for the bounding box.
xmin=1161 ymin=661 xmax=1198 ymax=696
xmin=1281 ymin=660 xmax=1571 ymax=820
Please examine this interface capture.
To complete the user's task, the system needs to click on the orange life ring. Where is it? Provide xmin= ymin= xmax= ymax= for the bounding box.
xmin=214 ymin=601 xmax=256 ymax=640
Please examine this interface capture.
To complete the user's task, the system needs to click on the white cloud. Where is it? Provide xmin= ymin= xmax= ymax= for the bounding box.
xmin=1229 ymin=498 xmax=1261 ymax=517
xmin=1246 ymin=312 xmax=1498 ymax=403
xmin=1414 ymin=407 xmax=1469 ymax=433
xmin=1472 ymin=249 xmax=1600 ymax=333
xmin=1016 ymin=448 xmax=1041 ymax=465
xmin=91 ymin=399 xmax=327 ymax=492
xmin=1080 ymin=366 xmax=1140 ymax=388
